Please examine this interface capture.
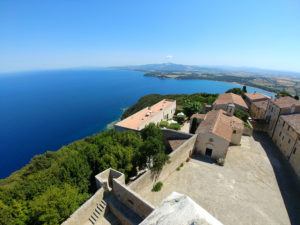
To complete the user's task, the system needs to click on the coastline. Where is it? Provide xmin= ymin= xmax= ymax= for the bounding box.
xmin=142 ymin=71 xmax=276 ymax=96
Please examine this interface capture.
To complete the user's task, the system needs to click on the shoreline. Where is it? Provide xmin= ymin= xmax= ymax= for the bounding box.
xmin=142 ymin=71 xmax=276 ymax=96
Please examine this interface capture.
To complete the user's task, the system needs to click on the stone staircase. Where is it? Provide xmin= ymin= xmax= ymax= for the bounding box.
xmin=88 ymin=200 xmax=107 ymax=225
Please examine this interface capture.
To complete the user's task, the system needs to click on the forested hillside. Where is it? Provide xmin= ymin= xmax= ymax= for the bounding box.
xmin=122 ymin=93 xmax=218 ymax=119
xmin=0 ymin=125 xmax=167 ymax=225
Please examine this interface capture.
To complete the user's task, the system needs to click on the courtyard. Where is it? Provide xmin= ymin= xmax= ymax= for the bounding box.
xmin=137 ymin=134 xmax=300 ymax=225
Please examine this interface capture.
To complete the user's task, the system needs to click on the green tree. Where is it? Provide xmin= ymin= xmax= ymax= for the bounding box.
xmin=226 ymin=88 xmax=243 ymax=95
xmin=276 ymin=90 xmax=292 ymax=98
xmin=234 ymin=109 xmax=249 ymax=122
xmin=140 ymin=125 xmax=168 ymax=172
xmin=182 ymin=100 xmax=203 ymax=117
xmin=0 ymin=200 xmax=14 ymax=225
xmin=30 ymin=184 xmax=88 ymax=225
xmin=242 ymin=85 xmax=247 ymax=93
xmin=140 ymin=123 xmax=163 ymax=140
xmin=190 ymin=117 xmax=199 ymax=134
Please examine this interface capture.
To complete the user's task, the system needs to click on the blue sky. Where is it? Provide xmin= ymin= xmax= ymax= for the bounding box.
xmin=0 ymin=0 xmax=300 ymax=72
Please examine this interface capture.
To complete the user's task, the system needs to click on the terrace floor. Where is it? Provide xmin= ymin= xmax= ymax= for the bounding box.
xmin=136 ymin=134 xmax=300 ymax=225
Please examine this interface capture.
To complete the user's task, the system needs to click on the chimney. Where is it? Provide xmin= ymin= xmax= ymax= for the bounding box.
xmin=226 ymin=103 xmax=235 ymax=116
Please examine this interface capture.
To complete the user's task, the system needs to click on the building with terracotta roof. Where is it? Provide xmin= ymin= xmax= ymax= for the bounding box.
xmin=194 ymin=109 xmax=244 ymax=160
xmin=244 ymin=92 xmax=270 ymax=106
xmin=250 ymin=99 xmax=269 ymax=120
xmin=212 ymin=93 xmax=248 ymax=112
xmin=272 ymin=114 xmax=300 ymax=179
xmin=265 ymin=96 xmax=300 ymax=137
xmin=114 ymin=99 xmax=176 ymax=131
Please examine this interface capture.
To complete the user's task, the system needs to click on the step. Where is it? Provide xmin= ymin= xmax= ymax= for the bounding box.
xmin=89 ymin=218 xmax=95 ymax=225
xmin=93 ymin=212 xmax=99 ymax=218
xmin=95 ymin=208 xmax=101 ymax=215
xmin=90 ymin=215 xmax=97 ymax=222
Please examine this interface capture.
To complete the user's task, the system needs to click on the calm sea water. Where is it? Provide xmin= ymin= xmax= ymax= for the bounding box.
xmin=0 ymin=69 xmax=273 ymax=178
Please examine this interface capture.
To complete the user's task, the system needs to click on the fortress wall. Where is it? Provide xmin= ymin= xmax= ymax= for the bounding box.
xmin=112 ymin=179 xmax=155 ymax=219
xmin=62 ymin=188 xmax=105 ymax=225
xmin=129 ymin=134 xmax=197 ymax=192
xmin=162 ymin=128 xmax=193 ymax=140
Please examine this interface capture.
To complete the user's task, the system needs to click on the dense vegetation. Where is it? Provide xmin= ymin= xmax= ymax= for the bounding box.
xmin=122 ymin=93 xmax=218 ymax=119
xmin=0 ymin=125 xmax=167 ymax=225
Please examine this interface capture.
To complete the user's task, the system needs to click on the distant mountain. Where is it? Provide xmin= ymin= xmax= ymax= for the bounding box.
xmin=115 ymin=63 xmax=300 ymax=78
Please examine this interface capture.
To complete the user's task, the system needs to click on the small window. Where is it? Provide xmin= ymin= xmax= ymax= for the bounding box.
xmin=288 ymin=126 xmax=290 ymax=131
xmin=283 ymin=122 xmax=285 ymax=127
xmin=293 ymin=148 xmax=297 ymax=154
xmin=209 ymin=138 xmax=214 ymax=142
xmin=288 ymin=139 xmax=291 ymax=144
xmin=279 ymin=132 xmax=282 ymax=136
xmin=233 ymin=130 xmax=237 ymax=134
xmin=282 ymin=136 xmax=284 ymax=141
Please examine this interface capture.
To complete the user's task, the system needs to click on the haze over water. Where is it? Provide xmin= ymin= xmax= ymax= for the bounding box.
xmin=0 ymin=69 xmax=273 ymax=178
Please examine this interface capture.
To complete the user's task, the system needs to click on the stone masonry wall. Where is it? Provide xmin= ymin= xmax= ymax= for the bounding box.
xmin=112 ymin=179 xmax=154 ymax=219
xmin=129 ymin=134 xmax=197 ymax=192
xmin=62 ymin=188 xmax=105 ymax=225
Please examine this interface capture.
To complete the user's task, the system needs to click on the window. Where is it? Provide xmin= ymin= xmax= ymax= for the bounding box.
xmin=288 ymin=139 xmax=291 ymax=144
xmin=279 ymin=132 xmax=282 ymax=136
xmin=293 ymin=148 xmax=297 ymax=154
xmin=283 ymin=122 xmax=285 ymax=127
xmin=233 ymin=130 xmax=237 ymax=134
xmin=282 ymin=136 xmax=284 ymax=141
xmin=209 ymin=138 xmax=214 ymax=142
xmin=287 ymin=126 xmax=290 ymax=131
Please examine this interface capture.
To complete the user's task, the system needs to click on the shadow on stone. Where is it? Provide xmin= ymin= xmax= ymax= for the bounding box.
xmin=253 ymin=131 xmax=300 ymax=225
xmin=191 ymin=154 xmax=215 ymax=164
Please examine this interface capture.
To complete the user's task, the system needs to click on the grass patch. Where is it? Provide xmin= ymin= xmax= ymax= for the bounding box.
xmin=152 ymin=181 xmax=163 ymax=192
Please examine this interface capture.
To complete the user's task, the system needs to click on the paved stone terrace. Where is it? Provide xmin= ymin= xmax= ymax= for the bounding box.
xmin=137 ymin=135 xmax=300 ymax=225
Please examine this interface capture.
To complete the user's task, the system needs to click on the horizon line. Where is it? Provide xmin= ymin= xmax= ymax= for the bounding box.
xmin=0 ymin=63 xmax=300 ymax=75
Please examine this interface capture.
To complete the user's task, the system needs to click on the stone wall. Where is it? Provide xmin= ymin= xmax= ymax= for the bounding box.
xmin=243 ymin=121 xmax=253 ymax=136
xmin=112 ymin=179 xmax=154 ymax=219
xmin=129 ymin=134 xmax=197 ymax=192
xmin=62 ymin=188 xmax=105 ymax=225
xmin=162 ymin=128 xmax=193 ymax=140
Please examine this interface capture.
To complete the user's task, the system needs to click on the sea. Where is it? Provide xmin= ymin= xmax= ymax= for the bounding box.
xmin=0 ymin=69 xmax=274 ymax=178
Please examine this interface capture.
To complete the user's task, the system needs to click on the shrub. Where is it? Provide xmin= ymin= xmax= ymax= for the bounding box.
xmin=176 ymin=167 xmax=180 ymax=171
xmin=180 ymin=163 xmax=184 ymax=167
xmin=152 ymin=181 xmax=163 ymax=192
xmin=159 ymin=121 xmax=169 ymax=128
xmin=168 ymin=123 xmax=181 ymax=130
xmin=234 ymin=109 xmax=249 ymax=122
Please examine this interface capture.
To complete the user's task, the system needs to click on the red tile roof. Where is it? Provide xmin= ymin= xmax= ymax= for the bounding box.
xmin=272 ymin=96 xmax=300 ymax=109
xmin=115 ymin=99 xmax=175 ymax=130
xmin=244 ymin=93 xmax=270 ymax=102
xmin=213 ymin=93 xmax=248 ymax=109
xmin=252 ymin=99 xmax=269 ymax=110
xmin=196 ymin=110 xmax=244 ymax=142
